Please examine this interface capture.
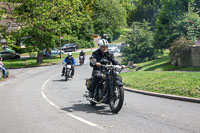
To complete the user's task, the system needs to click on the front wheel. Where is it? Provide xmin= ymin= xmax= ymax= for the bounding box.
xmin=109 ymin=86 xmax=124 ymax=113
xmin=90 ymin=101 xmax=96 ymax=106
xmin=65 ymin=70 xmax=68 ymax=81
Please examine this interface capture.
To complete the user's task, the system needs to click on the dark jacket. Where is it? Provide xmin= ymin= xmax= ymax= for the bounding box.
xmin=79 ymin=52 xmax=85 ymax=57
xmin=90 ymin=49 xmax=120 ymax=70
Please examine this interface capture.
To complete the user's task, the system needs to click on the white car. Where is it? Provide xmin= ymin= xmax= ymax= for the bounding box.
xmin=44 ymin=49 xmax=64 ymax=56
xmin=108 ymin=44 xmax=118 ymax=53
xmin=51 ymin=49 xmax=64 ymax=55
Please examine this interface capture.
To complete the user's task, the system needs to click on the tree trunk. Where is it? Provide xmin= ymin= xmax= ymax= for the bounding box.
xmin=37 ymin=52 xmax=43 ymax=64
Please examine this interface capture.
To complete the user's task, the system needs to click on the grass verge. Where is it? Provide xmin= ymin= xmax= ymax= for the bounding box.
xmin=4 ymin=51 xmax=92 ymax=69
xmin=120 ymin=50 xmax=200 ymax=98
xmin=137 ymin=50 xmax=200 ymax=71
xmin=121 ymin=71 xmax=200 ymax=98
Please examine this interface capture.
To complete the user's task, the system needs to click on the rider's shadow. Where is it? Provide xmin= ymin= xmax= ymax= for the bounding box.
xmin=61 ymin=103 xmax=116 ymax=116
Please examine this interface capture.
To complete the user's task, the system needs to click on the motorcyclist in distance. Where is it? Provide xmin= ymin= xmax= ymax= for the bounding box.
xmin=89 ymin=39 xmax=125 ymax=98
xmin=61 ymin=52 xmax=76 ymax=78
xmin=79 ymin=50 xmax=85 ymax=62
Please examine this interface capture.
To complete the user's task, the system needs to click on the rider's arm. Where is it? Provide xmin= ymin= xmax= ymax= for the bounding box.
xmin=62 ymin=57 xmax=68 ymax=64
xmin=90 ymin=53 xmax=97 ymax=67
xmin=110 ymin=53 xmax=120 ymax=65
xmin=73 ymin=58 xmax=77 ymax=66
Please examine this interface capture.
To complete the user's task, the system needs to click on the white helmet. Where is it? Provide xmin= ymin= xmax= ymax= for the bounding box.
xmin=98 ymin=39 xmax=109 ymax=47
xmin=68 ymin=52 xmax=72 ymax=56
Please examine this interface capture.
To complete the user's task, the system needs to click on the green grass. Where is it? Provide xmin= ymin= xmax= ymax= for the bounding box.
xmin=137 ymin=50 xmax=200 ymax=71
xmin=120 ymin=49 xmax=200 ymax=98
xmin=4 ymin=51 xmax=92 ymax=69
xmin=121 ymin=71 xmax=200 ymax=98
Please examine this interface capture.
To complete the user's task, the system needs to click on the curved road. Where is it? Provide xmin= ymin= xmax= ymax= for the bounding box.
xmin=0 ymin=56 xmax=200 ymax=133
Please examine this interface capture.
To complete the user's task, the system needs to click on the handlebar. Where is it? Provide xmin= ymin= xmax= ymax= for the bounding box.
xmin=101 ymin=64 xmax=124 ymax=69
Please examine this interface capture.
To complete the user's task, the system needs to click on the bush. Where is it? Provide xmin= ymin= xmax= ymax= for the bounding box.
xmin=122 ymin=21 xmax=155 ymax=64
xmin=172 ymin=12 xmax=200 ymax=42
xmin=76 ymin=39 xmax=94 ymax=49
xmin=62 ymin=35 xmax=94 ymax=49
xmin=169 ymin=36 xmax=194 ymax=66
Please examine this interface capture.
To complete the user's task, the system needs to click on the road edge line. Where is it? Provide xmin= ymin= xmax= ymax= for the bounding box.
xmin=41 ymin=73 xmax=106 ymax=131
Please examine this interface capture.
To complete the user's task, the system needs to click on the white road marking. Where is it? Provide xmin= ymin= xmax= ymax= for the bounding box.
xmin=41 ymin=74 xmax=105 ymax=131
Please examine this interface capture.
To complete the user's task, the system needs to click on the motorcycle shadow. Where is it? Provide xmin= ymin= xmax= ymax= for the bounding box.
xmin=52 ymin=79 xmax=72 ymax=82
xmin=61 ymin=103 xmax=116 ymax=116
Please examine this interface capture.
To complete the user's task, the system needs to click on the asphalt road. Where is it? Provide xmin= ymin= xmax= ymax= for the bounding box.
xmin=1 ymin=56 xmax=200 ymax=133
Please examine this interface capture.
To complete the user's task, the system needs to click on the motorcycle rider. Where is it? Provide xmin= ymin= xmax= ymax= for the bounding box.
xmin=88 ymin=39 xmax=125 ymax=98
xmin=79 ymin=50 xmax=85 ymax=62
xmin=61 ymin=52 xmax=76 ymax=77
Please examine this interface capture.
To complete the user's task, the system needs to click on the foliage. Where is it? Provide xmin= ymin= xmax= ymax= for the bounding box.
xmin=128 ymin=0 xmax=161 ymax=28
xmin=192 ymin=0 xmax=200 ymax=15
xmin=120 ymin=0 xmax=138 ymax=25
xmin=153 ymin=0 xmax=191 ymax=51
xmin=122 ymin=21 xmax=155 ymax=64
xmin=92 ymin=0 xmax=127 ymax=42
xmin=14 ymin=0 xmax=87 ymax=64
xmin=169 ymin=36 xmax=194 ymax=66
xmin=172 ymin=12 xmax=200 ymax=42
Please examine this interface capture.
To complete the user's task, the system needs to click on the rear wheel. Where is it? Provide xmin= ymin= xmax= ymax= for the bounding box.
xmin=109 ymin=86 xmax=124 ymax=113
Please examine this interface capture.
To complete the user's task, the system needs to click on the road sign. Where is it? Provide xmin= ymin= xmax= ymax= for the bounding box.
xmin=60 ymin=36 xmax=63 ymax=39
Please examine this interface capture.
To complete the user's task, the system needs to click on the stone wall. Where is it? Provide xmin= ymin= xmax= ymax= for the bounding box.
xmin=191 ymin=45 xmax=200 ymax=67
xmin=178 ymin=45 xmax=200 ymax=67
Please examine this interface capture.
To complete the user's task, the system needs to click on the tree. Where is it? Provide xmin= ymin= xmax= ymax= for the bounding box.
xmin=193 ymin=0 xmax=200 ymax=15
xmin=14 ymin=0 xmax=83 ymax=64
xmin=128 ymin=0 xmax=161 ymax=28
xmin=172 ymin=12 xmax=200 ymax=42
xmin=92 ymin=0 xmax=127 ymax=41
xmin=153 ymin=0 xmax=191 ymax=51
xmin=122 ymin=21 xmax=155 ymax=64
xmin=120 ymin=0 xmax=138 ymax=25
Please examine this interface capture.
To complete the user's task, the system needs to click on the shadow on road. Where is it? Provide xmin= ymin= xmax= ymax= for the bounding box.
xmin=52 ymin=79 xmax=71 ymax=82
xmin=61 ymin=103 xmax=116 ymax=116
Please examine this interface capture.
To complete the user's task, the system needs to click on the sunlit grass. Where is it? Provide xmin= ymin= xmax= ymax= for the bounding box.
xmin=4 ymin=51 xmax=92 ymax=69
xmin=120 ymin=49 xmax=200 ymax=98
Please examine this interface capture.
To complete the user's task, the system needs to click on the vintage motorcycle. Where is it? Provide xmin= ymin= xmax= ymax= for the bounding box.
xmin=79 ymin=56 xmax=84 ymax=66
xmin=84 ymin=65 xmax=124 ymax=113
xmin=64 ymin=63 xmax=72 ymax=81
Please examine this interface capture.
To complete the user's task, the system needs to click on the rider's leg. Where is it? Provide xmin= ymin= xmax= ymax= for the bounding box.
xmin=89 ymin=70 xmax=102 ymax=98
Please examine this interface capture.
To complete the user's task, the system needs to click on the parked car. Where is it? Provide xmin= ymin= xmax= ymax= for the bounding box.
xmin=0 ymin=50 xmax=20 ymax=60
xmin=61 ymin=43 xmax=78 ymax=52
xmin=43 ymin=49 xmax=64 ymax=56
xmin=108 ymin=44 xmax=118 ymax=53
xmin=50 ymin=49 xmax=64 ymax=55
xmin=120 ymin=43 xmax=127 ymax=52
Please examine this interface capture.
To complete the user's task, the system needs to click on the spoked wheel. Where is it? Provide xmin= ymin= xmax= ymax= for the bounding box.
xmin=109 ymin=86 xmax=124 ymax=113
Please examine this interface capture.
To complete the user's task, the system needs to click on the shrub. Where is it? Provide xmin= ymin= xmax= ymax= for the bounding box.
xmin=122 ymin=21 xmax=155 ymax=64
xmin=169 ymin=36 xmax=194 ymax=66
xmin=172 ymin=12 xmax=200 ymax=42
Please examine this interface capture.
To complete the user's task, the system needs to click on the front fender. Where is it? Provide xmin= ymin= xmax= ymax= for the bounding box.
xmin=114 ymin=75 xmax=123 ymax=86
xmin=115 ymin=80 xmax=123 ymax=86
